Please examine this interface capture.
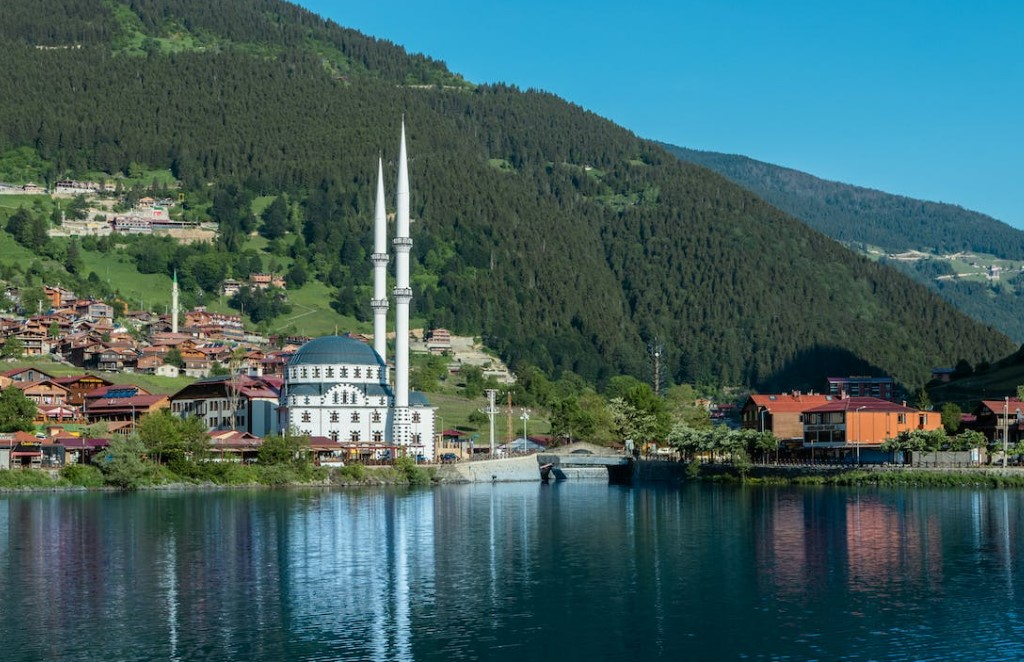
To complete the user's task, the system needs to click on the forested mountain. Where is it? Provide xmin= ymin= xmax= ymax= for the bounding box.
xmin=665 ymin=145 xmax=1024 ymax=342
xmin=664 ymin=145 xmax=1024 ymax=257
xmin=0 ymin=0 xmax=1015 ymax=391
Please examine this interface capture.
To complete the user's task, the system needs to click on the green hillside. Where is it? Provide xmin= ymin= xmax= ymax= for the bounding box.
xmin=665 ymin=144 xmax=1024 ymax=342
xmin=0 ymin=0 xmax=1015 ymax=392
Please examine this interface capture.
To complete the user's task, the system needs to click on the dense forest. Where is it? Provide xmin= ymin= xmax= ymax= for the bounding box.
xmin=666 ymin=145 xmax=1024 ymax=341
xmin=665 ymin=145 xmax=1024 ymax=258
xmin=0 ymin=0 xmax=1015 ymax=391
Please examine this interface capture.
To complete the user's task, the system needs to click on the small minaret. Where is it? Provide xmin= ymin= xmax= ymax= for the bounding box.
xmin=371 ymin=157 xmax=389 ymax=364
xmin=171 ymin=270 xmax=179 ymax=333
xmin=393 ymin=121 xmax=413 ymax=446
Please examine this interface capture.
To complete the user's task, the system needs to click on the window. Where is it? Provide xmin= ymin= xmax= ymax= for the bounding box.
xmin=373 ymin=431 xmax=383 ymax=442
xmin=312 ymin=367 xmax=320 ymax=378
xmin=412 ymin=434 xmax=421 ymax=444
xmin=350 ymin=431 xmax=359 ymax=442
xmin=330 ymin=412 xmax=339 ymax=423
xmin=330 ymin=431 xmax=339 ymax=442
xmin=412 ymin=412 xmax=421 ymax=423
xmin=304 ymin=397 xmax=310 ymax=406
xmin=351 ymin=412 xmax=360 ymax=423
xmin=340 ymin=367 xmax=348 ymax=378
xmin=301 ymin=368 xmax=307 ymax=378
xmin=898 ymin=413 xmax=906 ymax=424
xmin=919 ymin=415 xmax=926 ymax=427
xmin=372 ymin=411 xmax=381 ymax=423
xmin=367 ymin=368 xmax=375 ymax=380
xmin=341 ymin=391 xmax=348 ymax=404
xmin=301 ymin=412 xmax=311 ymax=423
xmin=326 ymin=367 xmax=334 ymax=378
xmin=333 ymin=393 xmax=339 ymax=405
xmin=290 ymin=368 xmax=297 ymax=380
xmin=354 ymin=368 xmax=362 ymax=378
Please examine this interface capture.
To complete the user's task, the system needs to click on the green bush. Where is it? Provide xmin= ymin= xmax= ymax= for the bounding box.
xmin=60 ymin=464 xmax=104 ymax=488
xmin=258 ymin=464 xmax=297 ymax=485
xmin=395 ymin=456 xmax=431 ymax=485
xmin=0 ymin=469 xmax=60 ymax=489
xmin=336 ymin=464 xmax=367 ymax=482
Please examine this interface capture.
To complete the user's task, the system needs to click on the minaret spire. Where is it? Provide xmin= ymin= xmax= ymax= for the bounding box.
xmin=371 ymin=156 xmax=389 ymax=364
xmin=171 ymin=269 xmax=179 ymax=334
xmin=393 ymin=120 xmax=413 ymax=447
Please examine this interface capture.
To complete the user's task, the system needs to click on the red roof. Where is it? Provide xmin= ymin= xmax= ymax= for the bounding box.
xmin=748 ymin=393 xmax=832 ymax=413
xmin=804 ymin=396 xmax=919 ymax=414
xmin=979 ymin=398 xmax=1024 ymax=414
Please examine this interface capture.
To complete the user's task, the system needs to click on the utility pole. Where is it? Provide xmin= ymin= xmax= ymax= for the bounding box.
xmin=648 ymin=337 xmax=664 ymax=396
xmin=506 ymin=391 xmax=513 ymax=443
xmin=485 ymin=389 xmax=498 ymax=454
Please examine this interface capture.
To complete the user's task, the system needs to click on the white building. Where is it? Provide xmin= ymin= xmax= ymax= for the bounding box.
xmin=280 ymin=123 xmax=435 ymax=460
xmin=279 ymin=336 xmax=434 ymax=459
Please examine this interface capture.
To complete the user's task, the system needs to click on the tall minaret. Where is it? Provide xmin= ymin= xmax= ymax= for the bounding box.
xmin=393 ymin=121 xmax=413 ymax=445
xmin=371 ymin=157 xmax=389 ymax=363
xmin=171 ymin=270 xmax=179 ymax=334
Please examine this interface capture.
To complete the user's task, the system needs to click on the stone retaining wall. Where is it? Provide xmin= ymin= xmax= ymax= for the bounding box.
xmin=435 ymin=455 xmax=541 ymax=483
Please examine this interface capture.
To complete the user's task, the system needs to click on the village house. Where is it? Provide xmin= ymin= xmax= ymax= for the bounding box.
xmin=802 ymin=396 xmax=941 ymax=460
xmin=51 ymin=374 xmax=114 ymax=407
xmin=826 ymin=376 xmax=896 ymax=402
xmin=741 ymin=392 xmax=833 ymax=447
xmin=970 ymin=398 xmax=1024 ymax=448
xmin=11 ymin=379 xmax=75 ymax=423
xmin=169 ymin=374 xmax=282 ymax=437
xmin=83 ymin=384 xmax=169 ymax=434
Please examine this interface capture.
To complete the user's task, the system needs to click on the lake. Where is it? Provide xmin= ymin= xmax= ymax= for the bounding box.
xmin=2 ymin=482 xmax=1023 ymax=660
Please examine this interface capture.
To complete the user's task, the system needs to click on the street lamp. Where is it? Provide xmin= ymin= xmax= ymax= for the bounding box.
xmin=1004 ymin=397 xmax=1010 ymax=468
xmin=854 ymin=406 xmax=867 ymax=465
xmin=519 ymin=409 xmax=530 ymax=454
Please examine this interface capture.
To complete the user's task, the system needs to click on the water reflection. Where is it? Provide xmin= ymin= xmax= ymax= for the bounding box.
xmin=2 ymin=485 xmax=1024 ymax=660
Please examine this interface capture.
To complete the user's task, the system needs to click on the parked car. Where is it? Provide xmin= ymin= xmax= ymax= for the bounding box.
xmin=440 ymin=453 xmax=459 ymax=464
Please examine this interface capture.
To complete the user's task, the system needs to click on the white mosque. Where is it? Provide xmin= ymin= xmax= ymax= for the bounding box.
xmin=279 ymin=123 xmax=436 ymax=460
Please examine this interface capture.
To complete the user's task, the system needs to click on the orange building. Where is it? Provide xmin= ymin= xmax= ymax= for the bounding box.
xmin=802 ymin=396 xmax=941 ymax=451
xmin=741 ymin=393 xmax=833 ymax=443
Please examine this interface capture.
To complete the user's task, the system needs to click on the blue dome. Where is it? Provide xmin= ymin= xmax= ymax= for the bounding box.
xmin=288 ymin=335 xmax=385 ymax=367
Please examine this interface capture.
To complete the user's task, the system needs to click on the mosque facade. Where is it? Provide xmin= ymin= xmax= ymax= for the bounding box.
xmin=278 ymin=123 xmax=436 ymax=460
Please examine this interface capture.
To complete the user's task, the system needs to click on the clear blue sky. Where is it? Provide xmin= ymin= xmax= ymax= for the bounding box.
xmin=301 ymin=0 xmax=1023 ymax=228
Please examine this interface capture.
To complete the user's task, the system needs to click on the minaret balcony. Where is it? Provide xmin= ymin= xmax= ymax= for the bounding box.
xmin=371 ymin=252 xmax=389 ymax=264
xmin=393 ymin=287 xmax=412 ymax=299
xmin=392 ymin=237 xmax=413 ymax=248
xmin=371 ymin=298 xmax=389 ymax=310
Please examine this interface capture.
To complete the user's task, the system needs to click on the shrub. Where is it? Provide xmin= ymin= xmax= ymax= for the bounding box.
xmin=395 ymin=456 xmax=431 ymax=485
xmin=60 ymin=464 xmax=104 ymax=488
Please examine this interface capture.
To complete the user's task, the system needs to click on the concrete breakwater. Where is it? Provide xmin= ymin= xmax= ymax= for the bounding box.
xmin=434 ymin=455 xmax=542 ymax=483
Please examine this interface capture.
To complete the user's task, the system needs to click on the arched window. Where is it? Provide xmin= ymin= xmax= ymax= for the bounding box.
xmin=301 ymin=368 xmax=307 ymax=378
xmin=372 ymin=411 xmax=381 ymax=423
xmin=326 ymin=367 xmax=334 ymax=378
xmin=367 ymin=368 xmax=375 ymax=380
xmin=351 ymin=412 xmax=360 ymax=423
xmin=301 ymin=412 xmax=311 ymax=423
xmin=312 ymin=367 xmax=320 ymax=378
xmin=354 ymin=368 xmax=362 ymax=378
xmin=373 ymin=431 xmax=383 ymax=442
xmin=332 ymin=393 xmax=339 ymax=404
xmin=350 ymin=431 xmax=359 ymax=442
xmin=412 ymin=412 xmax=421 ymax=423
xmin=330 ymin=412 xmax=339 ymax=423
xmin=330 ymin=431 xmax=339 ymax=442
xmin=340 ymin=367 xmax=348 ymax=378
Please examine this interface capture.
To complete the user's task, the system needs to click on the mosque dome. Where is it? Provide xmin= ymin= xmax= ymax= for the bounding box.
xmin=288 ymin=335 xmax=385 ymax=368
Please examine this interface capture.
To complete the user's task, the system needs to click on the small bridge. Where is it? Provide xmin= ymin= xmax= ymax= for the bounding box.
xmin=537 ymin=443 xmax=632 ymax=482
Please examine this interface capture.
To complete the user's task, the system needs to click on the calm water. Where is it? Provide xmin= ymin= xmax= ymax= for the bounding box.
xmin=2 ymin=483 xmax=1023 ymax=661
